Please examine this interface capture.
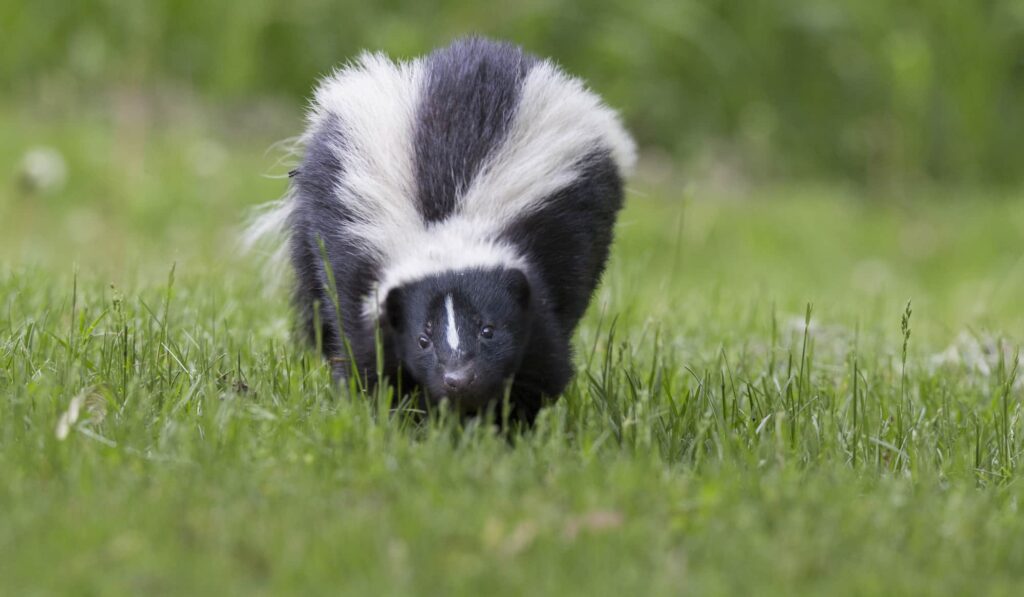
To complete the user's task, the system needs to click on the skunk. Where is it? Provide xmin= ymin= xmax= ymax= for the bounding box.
xmin=251 ymin=37 xmax=635 ymax=423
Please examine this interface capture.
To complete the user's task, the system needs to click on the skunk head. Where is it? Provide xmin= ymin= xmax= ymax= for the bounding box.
xmin=383 ymin=268 xmax=533 ymax=410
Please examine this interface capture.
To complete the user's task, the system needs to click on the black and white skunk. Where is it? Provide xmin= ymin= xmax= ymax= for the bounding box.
xmin=251 ymin=37 xmax=635 ymax=423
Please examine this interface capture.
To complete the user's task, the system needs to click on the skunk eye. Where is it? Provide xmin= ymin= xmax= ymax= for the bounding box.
xmin=480 ymin=325 xmax=495 ymax=339
xmin=418 ymin=335 xmax=431 ymax=349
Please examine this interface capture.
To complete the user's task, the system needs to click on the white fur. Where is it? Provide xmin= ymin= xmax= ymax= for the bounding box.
xmin=241 ymin=191 xmax=295 ymax=287
xmin=366 ymin=59 xmax=634 ymax=315
xmin=444 ymin=295 xmax=459 ymax=351
xmin=246 ymin=47 xmax=635 ymax=320
xmin=242 ymin=194 xmax=292 ymax=251
xmin=310 ymin=52 xmax=426 ymax=265
xmin=364 ymin=217 xmax=528 ymax=317
xmin=241 ymin=53 xmax=425 ymax=276
xmin=458 ymin=61 xmax=636 ymax=225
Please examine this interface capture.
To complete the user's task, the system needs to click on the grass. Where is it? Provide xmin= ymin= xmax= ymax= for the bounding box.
xmin=3 ymin=106 xmax=1024 ymax=595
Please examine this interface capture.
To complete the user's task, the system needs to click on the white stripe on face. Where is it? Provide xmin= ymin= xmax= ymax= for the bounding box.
xmin=445 ymin=294 xmax=459 ymax=351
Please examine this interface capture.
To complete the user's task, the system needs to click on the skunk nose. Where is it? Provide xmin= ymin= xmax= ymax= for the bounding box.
xmin=443 ymin=369 xmax=475 ymax=392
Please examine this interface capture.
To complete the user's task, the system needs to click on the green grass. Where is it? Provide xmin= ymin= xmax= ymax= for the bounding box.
xmin=3 ymin=107 xmax=1024 ymax=595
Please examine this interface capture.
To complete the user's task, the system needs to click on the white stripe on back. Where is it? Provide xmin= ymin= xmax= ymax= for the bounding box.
xmin=244 ymin=46 xmax=635 ymax=318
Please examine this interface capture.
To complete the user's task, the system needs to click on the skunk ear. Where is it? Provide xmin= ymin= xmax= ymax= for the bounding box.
xmin=504 ymin=269 xmax=531 ymax=309
xmin=384 ymin=287 xmax=404 ymax=331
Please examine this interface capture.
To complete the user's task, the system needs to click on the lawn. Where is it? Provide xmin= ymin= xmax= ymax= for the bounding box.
xmin=3 ymin=106 xmax=1024 ymax=595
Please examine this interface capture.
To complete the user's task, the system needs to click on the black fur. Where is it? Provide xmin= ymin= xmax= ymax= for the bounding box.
xmin=414 ymin=38 xmax=534 ymax=223
xmin=288 ymin=118 xmax=385 ymax=374
xmin=500 ymin=150 xmax=623 ymax=332
xmin=286 ymin=38 xmax=626 ymax=424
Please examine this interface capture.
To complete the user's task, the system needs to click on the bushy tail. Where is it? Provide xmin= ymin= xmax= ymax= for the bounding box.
xmin=240 ymin=136 xmax=305 ymax=284
xmin=240 ymin=193 xmax=294 ymax=290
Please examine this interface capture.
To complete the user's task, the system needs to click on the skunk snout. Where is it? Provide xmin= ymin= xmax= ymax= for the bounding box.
xmin=443 ymin=367 xmax=476 ymax=393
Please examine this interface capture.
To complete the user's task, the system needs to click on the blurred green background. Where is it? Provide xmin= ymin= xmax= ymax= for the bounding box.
xmin=4 ymin=0 xmax=1024 ymax=188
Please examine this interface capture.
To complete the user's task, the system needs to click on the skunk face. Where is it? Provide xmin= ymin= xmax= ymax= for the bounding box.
xmin=384 ymin=268 xmax=532 ymax=410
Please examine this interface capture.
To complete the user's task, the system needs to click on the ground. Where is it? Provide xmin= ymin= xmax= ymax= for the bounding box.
xmin=3 ymin=106 xmax=1024 ymax=595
